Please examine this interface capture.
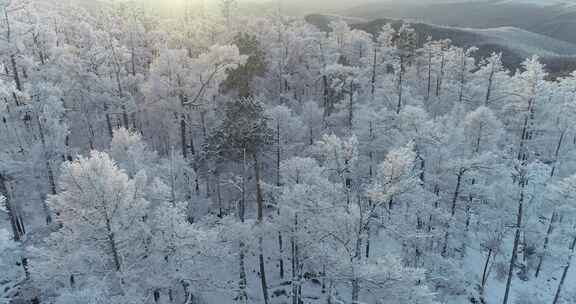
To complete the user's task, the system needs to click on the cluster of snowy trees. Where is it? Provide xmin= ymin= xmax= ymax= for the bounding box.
xmin=2 ymin=0 xmax=576 ymax=303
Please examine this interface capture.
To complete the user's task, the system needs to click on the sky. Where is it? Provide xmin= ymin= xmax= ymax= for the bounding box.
xmin=109 ymin=0 xmax=575 ymax=15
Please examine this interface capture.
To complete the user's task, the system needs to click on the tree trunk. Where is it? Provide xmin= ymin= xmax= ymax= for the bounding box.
xmin=485 ymin=67 xmax=494 ymax=105
xmin=321 ymin=264 xmax=327 ymax=294
xmin=200 ymin=111 xmax=208 ymax=139
xmin=259 ymin=237 xmax=270 ymax=304
xmin=322 ymin=75 xmax=331 ymax=120
xmin=444 ymin=168 xmax=462 ymax=258
xmin=36 ymin=114 xmax=55 ymax=224
xmin=550 ymin=130 xmax=566 ymax=177
xmin=348 ymin=81 xmax=354 ymax=132
xmin=189 ymin=122 xmax=196 ymax=156
xmin=236 ymin=150 xmax=248 ymax=303
xmin=130 ymin=42 xmax=137 ymax=77
xmin=442 ymin=229 xmax=450 ymax=258
xmin=535 ymin=211 xmax=556 ymax=278
xmin=180 ymin=114 xmax=188 ymax=159
xmin=0 ymin=174 xmax=24 ymax=241
xmin=276 ymin=122 xmax=281 ymax=188
xmin=121 ymin=105 xmax=130 ymax=129
xmin=436 ymin=54 xmax=445 ymax=97
xmin=254 ymin=155 xmax=270 ymax=304
xmin=240 ymin=149 xmax=247 ymax=223
xmin=451 ymin=169 xmax=464 ymax=217
xmin=365 ymin=224 xmax=371 ymax=259
xmin=502 ymin=188 xmax=524 ymax=304
xmin=205 ymin=172 xmax=210 ymax=198
xmin=551 ymin=234 xmax=576 ymax=304
xmin=64 ymin=134 xmax=72 ymax=162
xmin=276 ymin=122 xmax=285 ymax=279
xmin=216 ymin=171 xmax=223 ymax=217
xmin=458 ymin=50 xmax=467 ymax=103
xmin=255 ymin=155 xmax=264 ymax=222
xmin=517 ymin=97 xmax=535 ymax=162
xmin=10 ymin=54 xmax=22 ymax=92
xmin=426 ymin=49 xmax=432 ymax=101
xmin=371 ymin=48 xmax=378 ymax=98
xmin=369 ymin=121 xmax=374 ymax=179
xmin=351 ymin=277 xmax=359 ymax=304
xmin=396 ymin=56 xmax=404 ymax=114
xmin=279 ymin=231 xmax=284 ymax=279
xmin=104 ymin=103 xmax=114 ymax=139
xmin=292 ymin=214 xmax=299 ymax=304
xmin=327 ymin=281 xmax=334 ymax=304
xmin=105 ymin=216 xmax=122 ymax=272
xmin=481 ymin=248 xmax=492 ymax=293
xmin=238 ymin=241 xmax=248 ymax=304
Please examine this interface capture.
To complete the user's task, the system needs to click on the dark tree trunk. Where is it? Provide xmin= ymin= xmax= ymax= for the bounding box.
xmin=64 ymin=134 xmax=73 ymax=161
xmin=352 ymin=278 xmax=359 ymax=303
xmin=36 ymin=115 xmax=56 ymax=223
xmin=0 ymin=174 xmax=24 ymax=241
xmin=396 ymin=56 xmax=404 ymax=114
xmin=10 ymin=55 xmax=22 ymax=92
xmin=216 ymin=171 xmax=223 ymax=217
xmin=121 ymin=105 xmax=130 ymax=129
xmin=371 ymin=48 xmax=378 ymax=98
xmin=255 ymin=155 xmax=264 ymax=221
xmin=279 ymin=231 xmax=284 ymax=279
xmin=365 ymin=224 xmax=370 ymax=259
xmin=481 ymin=248 xmax=492 ymax=293
xmin=442 ymin=229 xmax=450 ymax=258
xmin=502 ymin=187 xmax=524 ymax=304
xmin=348 ymin=81 xmax=354 ymax=132
xmin=552 ymin=235 xmax=576 ymax=304
xmin=130 ymin=42 xmax=137 ymax=77
xmin=276 ymin=122 xmax=285 ymax=279
xmin=291 ymin=214 xmax=300 ymax=304
xmin=254 ymin=155 xmax=270 ymax=304
xmin=322 ymin=75 xmax=330 ymax=119
xmin=276 ymin=122 xmax=281 ymax=188
xmin=550 ymin=130 xmax=566 ymax=177
xmin=259 ymin=238 xmax=270 ymax=304
xmin=105 ymin=216 xmax=122 ymax=272
xmin=458 ymin=51 xmax=466 ymax=103
xmin=180 ymin=114 xmax=188 ymax=159
xmin=436 ymin=54 xmax=445 ymax=97
xmin=535 ymin=211 xmax=556 ymax=278
xmin=104 ymin=103 xmax=114 ymax=139
xmin=200 ymin=111 xmax=207 ymax=139
xmin=485 ymin=66 xmax=495 ymax=105
xmin=238 ymin=152 xmax=248 ymax=303
xmin=189 ymin=121 xmax=196 ymax=156
xmin=442 ymin=169 xmax=465 ymax=258
xmin=451 ymin=169 xmax=464 ymax=217
xmin=426 ymin=49 xmax=432 ymax=101
xmin=238 ymin=241 xmax=248 ymax=304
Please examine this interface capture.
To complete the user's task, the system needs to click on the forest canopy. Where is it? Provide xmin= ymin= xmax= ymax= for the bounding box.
xmin=1 ymin=1 xmax=576 ymax=304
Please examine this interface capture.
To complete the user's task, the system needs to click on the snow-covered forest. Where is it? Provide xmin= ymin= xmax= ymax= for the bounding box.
xmin=1 ymin=0 xmax=576 ymax=303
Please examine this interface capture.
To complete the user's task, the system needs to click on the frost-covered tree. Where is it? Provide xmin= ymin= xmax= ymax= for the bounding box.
xmin=0 ymin=195 xmax=25 ymax=304
xmin=30 ymin=151 xmax=150 ymax=302
xmin=206 ymin=96 xmax=273 ymax=303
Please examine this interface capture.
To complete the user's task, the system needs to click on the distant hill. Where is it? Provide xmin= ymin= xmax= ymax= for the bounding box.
xmin=305 ymin=14 xmax=576 ymax=77
xmin=341 ymin=1 xmax=576 ymax=45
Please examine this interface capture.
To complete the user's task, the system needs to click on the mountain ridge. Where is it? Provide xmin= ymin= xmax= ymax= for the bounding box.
xmin=341 ymin=0 xmax=576 ymax=45
xmin=305 ymin=14 xmax=576 ymax=76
